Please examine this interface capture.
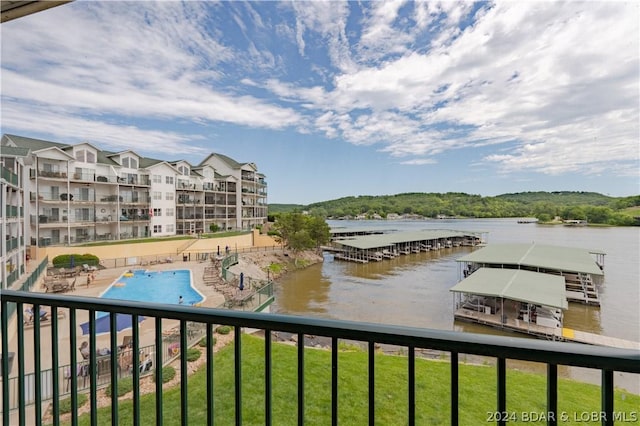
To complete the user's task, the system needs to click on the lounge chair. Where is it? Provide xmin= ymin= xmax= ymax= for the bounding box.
xmin=24 ymin=307 xmax=48 ymax=324
xmin=82 ymin=264 xmax=98 ymax=273
xmin=140 ymin=352 xmax=153 ymax=373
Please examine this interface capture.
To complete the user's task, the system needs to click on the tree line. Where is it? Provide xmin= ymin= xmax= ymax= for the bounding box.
xmin=269 ymin=192 xmax=640 ymax=226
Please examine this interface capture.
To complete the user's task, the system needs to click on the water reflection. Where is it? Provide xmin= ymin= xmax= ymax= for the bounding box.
xmin=271 ymin=219 xmax=639 ymax=392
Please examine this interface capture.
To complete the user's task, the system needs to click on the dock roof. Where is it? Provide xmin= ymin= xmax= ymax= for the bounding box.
xmin=450 ymin=268 xmax=568 ymax=309
xmin=456 ymin=243 xmax=604 ymax=276
xmin=334 ymin=230 xmax=479 ymax=250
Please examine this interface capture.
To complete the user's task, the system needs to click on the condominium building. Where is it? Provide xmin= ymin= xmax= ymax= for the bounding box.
xmin=0 ymin=145 xmax=29 ymax=288
xmin=0 ymin=134 xmax=267 ymax=250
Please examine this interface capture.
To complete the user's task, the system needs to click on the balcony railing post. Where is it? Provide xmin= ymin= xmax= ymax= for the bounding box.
xmin=207 ymin=323 xmax=215 ymax=426
xmin=408 ymin=345 xmax=415 ymax=426
xmin=451 ymin=352 xmax=459 ymax=426
xmin=547 ymin=364 xmax=557 ymax=426
xmin=368 ymin=341 xmax=375 ymax=426
xmin=601 ymin=370 xmax=614 ymax=426
xmin=69 ymin=308 xmax=78 ymax=426
xmin=110 ymin=313 xmax=119 ymax=425
xmin=331 ymin=337 xmax=338 ymax=426
xmin=154 ymin=317 xmax=163 ymax=425
xmin=133 ymin=314 xmax=141 ymax=426
xmin=298 ymin=333 xmax=305 ymax=426
xmin=34 ymin=303 xmax=42 ymax=425
xmin=234 ymin=326 xmax=242 ymax=426
xmin=89 ymin=310 xmax=97 ymax=426
xmin=180 ymin=320 xmax=189 ymax=425
xmin=264 ymin=329 xmax=272 ymax=426
xmin=48 ymin=307 xmax=59 ymax=426
xmin=497 ymin=357 xmax=506 ymax=426
xmin=17 ymin=306 xmax=26 ymax=426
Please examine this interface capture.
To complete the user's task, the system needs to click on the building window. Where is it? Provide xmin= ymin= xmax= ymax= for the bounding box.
xmin=153 ymin=225 xmax=162 ymax=233
xmin=122 ymin=156 xmax=138 ymax=169
xmin=165 ymin=192 xmax=174 ymax=200
xmin=153 ymin=191 xmax=162 ymax=200
xmin=153 ymin=208 xmax=162 ymax=216
xmin=166 ymin=208 xmax=174 ymax=216
xmin=166 ymin=176 xmax=174 ymax=184
xmin=179 ymin=165 xmax=189 ymax=175
xmin=166 ymin=224 xmax=174 ymax=233
xmin=74 ymin=149 xmax=95 ymax=163
xmin=153 ymin=174 xmax=162 ymax=183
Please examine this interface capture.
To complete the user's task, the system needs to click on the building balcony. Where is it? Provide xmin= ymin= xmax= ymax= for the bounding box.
xmin=33 ymin=170 xmax=67 ymax=180
xmin=1 ymin=166 xmax=19 ymax=186
xmin=1 ymin=290 xmax=638 ymax=425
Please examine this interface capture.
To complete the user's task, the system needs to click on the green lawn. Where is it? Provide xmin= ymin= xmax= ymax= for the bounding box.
xmin=68 ymin=335 xmax=639 ymax=425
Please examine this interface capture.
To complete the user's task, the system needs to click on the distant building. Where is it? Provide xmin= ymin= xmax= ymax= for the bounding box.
xmin=0 ymin=134 xmax=267 ymax=251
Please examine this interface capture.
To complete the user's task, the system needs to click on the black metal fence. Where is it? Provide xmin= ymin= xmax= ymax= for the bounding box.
xmin=2 ymin=291 xmax=639 ymax=426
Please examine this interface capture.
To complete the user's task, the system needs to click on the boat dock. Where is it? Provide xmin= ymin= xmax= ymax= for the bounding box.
xmin=454 ymin=308 xmax=640 ymax=350
xmin=562 ymin=272 xmax=600 ymax=305
xmin=327 ymin=229 xmax=484 ymax=263
xmin=457 ymin=243 xmax=605 ymax=306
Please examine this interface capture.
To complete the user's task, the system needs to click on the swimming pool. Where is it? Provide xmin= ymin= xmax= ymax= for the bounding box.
xmin=101 ymin=269 xmax=205 ymax=306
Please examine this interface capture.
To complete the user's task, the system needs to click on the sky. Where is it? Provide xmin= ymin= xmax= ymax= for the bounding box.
xmin=1 ymin=1 xmax=638 ymax=204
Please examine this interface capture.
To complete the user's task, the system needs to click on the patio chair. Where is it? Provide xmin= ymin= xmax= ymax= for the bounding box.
xmin=140 ymin=352 xmax=153 ymax=373
xmin=24 ymin=307 xmax=48 ymax=324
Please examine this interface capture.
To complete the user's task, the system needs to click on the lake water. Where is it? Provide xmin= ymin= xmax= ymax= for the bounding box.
xmin=272 ymin=219 xmax=640 ymax=391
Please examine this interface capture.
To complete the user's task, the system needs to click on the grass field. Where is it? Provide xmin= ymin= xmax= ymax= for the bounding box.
xmin=68 ymin=335 xmax=639 ymax=425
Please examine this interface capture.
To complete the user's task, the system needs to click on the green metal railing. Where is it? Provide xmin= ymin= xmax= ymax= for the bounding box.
xmin=1 ymin=291 xmax=639 ymax=426
xmin=221 ymin=252 xmax=239 ymax=281
xmin=3 ymin=257 xmax=48 ymax=317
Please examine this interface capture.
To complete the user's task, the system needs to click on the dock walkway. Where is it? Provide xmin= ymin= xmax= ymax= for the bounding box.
xmin=454 ymin=308 xmax=639 ymax=350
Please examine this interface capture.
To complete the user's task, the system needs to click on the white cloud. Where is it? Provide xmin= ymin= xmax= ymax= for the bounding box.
xmin=2 ymin=1 xmax=638 ymax=182
xmin=290 ymin=1 xmax=639 ymax=176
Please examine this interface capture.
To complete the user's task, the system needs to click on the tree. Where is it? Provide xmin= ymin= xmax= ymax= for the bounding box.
xmin=271 ymin=212 xmax=331 ymax=253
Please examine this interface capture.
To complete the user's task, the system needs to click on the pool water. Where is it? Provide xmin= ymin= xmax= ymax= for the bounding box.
xmin=101 ymin=269 xmax=204 ymax=306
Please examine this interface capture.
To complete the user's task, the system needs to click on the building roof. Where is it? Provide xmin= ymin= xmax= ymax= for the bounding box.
xmin=0 ymin=145 xmax=31 ymax=157
xmin=334 ymin=230 xmax=478 ymax=250
xmin=199 ymin=152 xmax=244 ymax=169
xmin=457 ymin=243 xmax=604 ymax=276
xmin=3 ymin=134 xmax=68 ymax=150
xmin=450 ymin=268 xmax=568 ymax=309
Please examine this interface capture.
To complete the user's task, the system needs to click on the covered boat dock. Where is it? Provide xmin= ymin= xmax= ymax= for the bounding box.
xmin=451 ymin=268 xmax=568 ymax=339
xmin=450 ymin=268 xmax=639 ymax=349
xmin=457 ymin=243 xmax=604 ymax=305
xmin=329 ymin=230 xmax=484 ymax=263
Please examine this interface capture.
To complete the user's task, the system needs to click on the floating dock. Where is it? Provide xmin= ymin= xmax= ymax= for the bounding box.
xmin=453 ymin=308 xmax=639 ymax=350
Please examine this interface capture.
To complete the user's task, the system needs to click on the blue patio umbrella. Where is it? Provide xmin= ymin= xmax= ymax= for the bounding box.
xmin=80 ymin=313 xmax=145 ymax=335
xmin=239 ymin=272 xmax=244 ymax=291
xmin=70 ymin=255 xmax=75 ymax=269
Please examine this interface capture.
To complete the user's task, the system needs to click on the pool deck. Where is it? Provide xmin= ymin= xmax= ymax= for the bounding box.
xmin=6 ymin=259 xmax=226 ymax=384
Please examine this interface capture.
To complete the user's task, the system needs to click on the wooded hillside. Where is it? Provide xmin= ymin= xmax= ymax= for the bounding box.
xmin=269 ymin=192 xmax=640 ymax=226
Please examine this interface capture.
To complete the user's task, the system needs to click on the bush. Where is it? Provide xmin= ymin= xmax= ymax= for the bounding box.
xmin=153 ymin=366 xmax=176 ymax=383
xmin=209 ymin=223 xmax=220 ymax=232
xmin=216 ymin=325 xmax=232 ymax=335
xmin=59 ymin=393 xmax=88 ymax=414
xmin=186 ymin=348 xmax=201 ymax=362
xmin=105 ymin=377 xmax=133 ymax=397
xmin=52 ymin=253 xmax=100 ymax=268
xmin=198 ymin=336 xmax=216 ymax=347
